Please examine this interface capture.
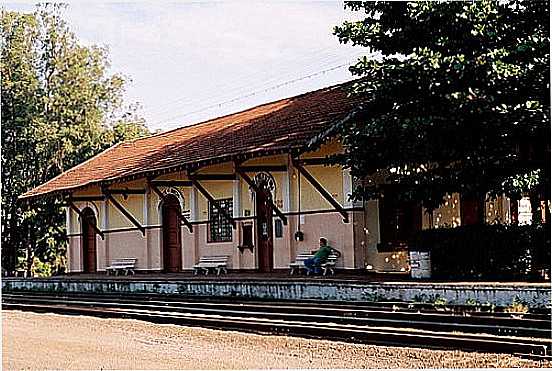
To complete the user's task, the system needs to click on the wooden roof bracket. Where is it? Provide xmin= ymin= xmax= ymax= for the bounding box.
xmin=103 ymin=189 xmax=145 ymax=235
xmin=235 ymin=165 xmax=288 ymax=173
xmin=68 ymin=196 xmax=106 ymax=202
xmin=67 ymin=200 xmax=105 ymax=240
xmin=104 ymin=188 xmax=146 ymax=200
xmin=235 ymin=164 xmax=288 ymax=226
xmin=148 ymin=181 xmax=193 ymax=233
xmin=187 ymin=171 xmax=236 ymax=229
xmin=149 ymin=180 xmax=193 ymax=187
xmin=292 ymin=159 xmax=349 ymax=223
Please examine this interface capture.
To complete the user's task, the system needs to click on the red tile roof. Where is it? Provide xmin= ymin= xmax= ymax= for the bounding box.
xmin=20 ymin=82 xmax=360 ymax=199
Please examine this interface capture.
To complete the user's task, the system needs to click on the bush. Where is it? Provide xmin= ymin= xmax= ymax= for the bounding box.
xmin=412 ymin=223 xmax=550 ymax=280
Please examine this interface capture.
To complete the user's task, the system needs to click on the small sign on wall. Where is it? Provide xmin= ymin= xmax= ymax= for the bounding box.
xmin=300 ymin=215 xmax=305 ymax=225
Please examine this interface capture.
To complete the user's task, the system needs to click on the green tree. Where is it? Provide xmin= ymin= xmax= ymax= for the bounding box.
xmin=333 ymin=1 xmax=550 ymax=216
xmin=1 ymin=4 xmax=151 ymax=276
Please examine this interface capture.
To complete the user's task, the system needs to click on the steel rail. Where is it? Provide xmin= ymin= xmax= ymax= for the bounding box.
xmin=3 ymin=301 xmax=549 ymax=357
xmin=3 ymin=293 xmax=551 ymax=357
xmin=3 ymin=294 xmax=550 ymax=338
xmin=4 ymin=292 xmax=550 ymax=326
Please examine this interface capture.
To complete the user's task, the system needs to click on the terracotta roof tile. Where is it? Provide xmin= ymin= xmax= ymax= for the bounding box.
xmin=21 ymin=81 xmax=360 ymax=199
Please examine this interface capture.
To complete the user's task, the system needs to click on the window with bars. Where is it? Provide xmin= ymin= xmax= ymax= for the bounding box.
xmin=208 ymin=198 xmax=233 ymax=242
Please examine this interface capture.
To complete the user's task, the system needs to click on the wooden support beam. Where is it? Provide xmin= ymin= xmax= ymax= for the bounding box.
xmin=105 ymin=188 xmax=146 ymax=195
xmin=236 ymin=165 xmax=287 ymax=173
xmin=149 ymin=182 xmax=193 ymax=233
xmin=192 ymin=174 xmax=236 ymax=181
xmin=104 ymin=188 xmax=146 ymax=201
xmin=295 ymin=157 xmax=331 ymax=166
xmin=104 ymin=192 xmax=145 ymax=235
xmin=292 ymin=160 xmax=349 ymax=223
xmin=67 ymin=201 xmax=105 ymax=239
xmin=188 ymin=173 xmax=236 ymax=229
xmin=68 ymin=196 xmax=106 ymax=202
xmin=149 ymin=180 xmax=193 ymax=187
xmin=235 ymin=167 xmax=288 ymax=225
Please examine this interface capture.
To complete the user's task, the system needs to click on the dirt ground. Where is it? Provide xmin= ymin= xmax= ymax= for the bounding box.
xmin=2 ymin=310 xmax=550 ymax=370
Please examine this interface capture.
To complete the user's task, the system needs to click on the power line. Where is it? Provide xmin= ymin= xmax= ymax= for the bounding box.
xmin=144 ymin=48 xmax=367 ymax=119
xmin=144 ymin=46 xmax=344 ymax=114
xmin=152 ymin=62 xmax=358 ymax=128
xmin=149 ymin=59 xmax=360 ymax=128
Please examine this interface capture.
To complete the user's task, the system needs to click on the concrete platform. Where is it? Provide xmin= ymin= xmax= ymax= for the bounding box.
xmin=3 ymin=274 xmax=550 ymax=309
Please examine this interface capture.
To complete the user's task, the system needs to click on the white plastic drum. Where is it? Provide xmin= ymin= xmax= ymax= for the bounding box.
xmin=409 ymin=251 xmax=431 ymax=279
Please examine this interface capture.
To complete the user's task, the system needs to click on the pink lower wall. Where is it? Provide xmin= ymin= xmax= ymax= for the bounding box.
xmin=68 ymin=234 xmax=107 ymax=272
xmin=69 ymin=211 xmax=357 ymax=272
xmin=272 ymin=220 xmax=292 ymax=269
xmin=287 ymin=213 xmax=355 ymax=269
xmin=192 ymin=224 xmax=237 ymax=270
xmin=106 ymin=230 xmax=147 ymax=269
xmin=181 ymin=226 xmax=197 ymax=270
xmin=68 ymin=236 xmax=81 ymax=272
xmin=352 ymin=210 xmax=367 ymax=269
xmin=146 ymin=228 xmax=161 ymax=270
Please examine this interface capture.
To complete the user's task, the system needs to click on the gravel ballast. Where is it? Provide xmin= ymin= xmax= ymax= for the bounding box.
xmin=2 ymin=310 xmax=549 ymax=369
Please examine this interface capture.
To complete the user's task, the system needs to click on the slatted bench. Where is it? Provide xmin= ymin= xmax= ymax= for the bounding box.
xmin=193 ymin=255 xmax=230 ymax=276
xmin=289 ymin=253 xmax=314 ymax=275
xmin=106 ymin=258 xmax=137 ymax=276
xmin=319 ymin=252 xmax=340 ymax=276
xmin=289 ymin=252 xmax=340 ymax=276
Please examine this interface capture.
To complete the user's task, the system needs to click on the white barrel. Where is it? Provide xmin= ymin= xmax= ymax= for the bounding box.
xmin=409 ymin=251 xmax=431 ymax=279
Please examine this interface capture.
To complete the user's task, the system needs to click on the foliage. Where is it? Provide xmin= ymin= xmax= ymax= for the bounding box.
xmin=504 ymin=297 xmax=529 ymax=313
xmin=334 ymin=1 xmax=550 ymax=209
xmin=1 ymin=4 xmax=151 ymax=275
xmin=412 ymin=223 xmax=550 ymax=280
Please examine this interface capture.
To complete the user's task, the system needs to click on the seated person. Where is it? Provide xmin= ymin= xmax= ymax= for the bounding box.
xmin=304 ymin=237 xmax=341 ymax=274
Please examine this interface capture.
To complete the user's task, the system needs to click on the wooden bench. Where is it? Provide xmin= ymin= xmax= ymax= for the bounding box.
xmin=193 ymin=255 xmax=230 ymax=276
xmin=320 ymin=252 xmax=340 ymax=276
xmin=106 ymin=258 xmax=137 ymax=276
xmin=289 ymin=252 xmax=340 ymax=276
xmin=289 ymin=253 xmax=314 ymax=275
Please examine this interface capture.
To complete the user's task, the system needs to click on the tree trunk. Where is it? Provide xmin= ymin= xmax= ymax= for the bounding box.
xmin=529 ymin=191 xmax=542 ymax=224
xmin=509 ymin=199 xmax=519 ymax=225
xmin=4 ymin=208 xmax=19 ymax=275
xmin=25 ymin=227 xmax=34 ymax=278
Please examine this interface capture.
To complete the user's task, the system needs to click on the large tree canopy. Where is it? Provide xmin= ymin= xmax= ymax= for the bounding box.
xmin=1 ymin=5 xmax=151 ymax=275
xmin=333 ymin=1 xmax=550 ymax=210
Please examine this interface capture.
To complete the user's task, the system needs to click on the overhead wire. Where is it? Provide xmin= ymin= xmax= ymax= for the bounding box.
xmin=143 ymin=45 xmax=353 ymax=114
xmin=150 ymin=56 xmax=367 ymax=128
xmin=149 ymin=58 xmax=364 ymax=129
xmin=146 ymin=56 xmax=368 ymax=129
xmin=144 ymin=45 xmax=343 ymax=113
xmin=144 ymin=47 xmax=367 ymax=120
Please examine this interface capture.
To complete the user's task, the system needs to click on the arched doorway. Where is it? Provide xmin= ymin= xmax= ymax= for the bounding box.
xmin=81 ymin=207 xmax=97 ymax=273
xmin=255 ymin=173 xmax=275 ymax=273
xmin=162 ymin=194 xmax=182 ymax=272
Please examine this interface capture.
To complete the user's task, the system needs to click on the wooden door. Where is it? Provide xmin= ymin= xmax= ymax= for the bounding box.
xmin=162 ymin=195 xmax=182 ymax=272
xmin=256 ymin=189 xmax=273 ymax=272
xmin=379 ymin=188 xmax=422 ymax=250
xmin=81 ymin=208 xmax=97 ymax=273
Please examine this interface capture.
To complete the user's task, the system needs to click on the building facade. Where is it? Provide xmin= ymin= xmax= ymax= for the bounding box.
xmin=22 ymin=83 xmax=512 ymax=275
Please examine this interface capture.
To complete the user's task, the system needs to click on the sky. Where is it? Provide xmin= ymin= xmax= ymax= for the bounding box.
xmin=5 ymin=2 xmax=369 ymax=132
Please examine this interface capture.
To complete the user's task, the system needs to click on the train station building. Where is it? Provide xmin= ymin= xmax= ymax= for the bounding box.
xmin=20 ymin=82 xmax=513 ymax=275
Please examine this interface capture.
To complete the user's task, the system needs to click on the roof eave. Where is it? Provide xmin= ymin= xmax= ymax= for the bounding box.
xmin=18 ymin=144 xmax=306 ymax=201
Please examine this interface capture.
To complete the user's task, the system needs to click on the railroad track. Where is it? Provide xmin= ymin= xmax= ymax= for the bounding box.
xmin=3 ymin=292 xmax=551 ymax=357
